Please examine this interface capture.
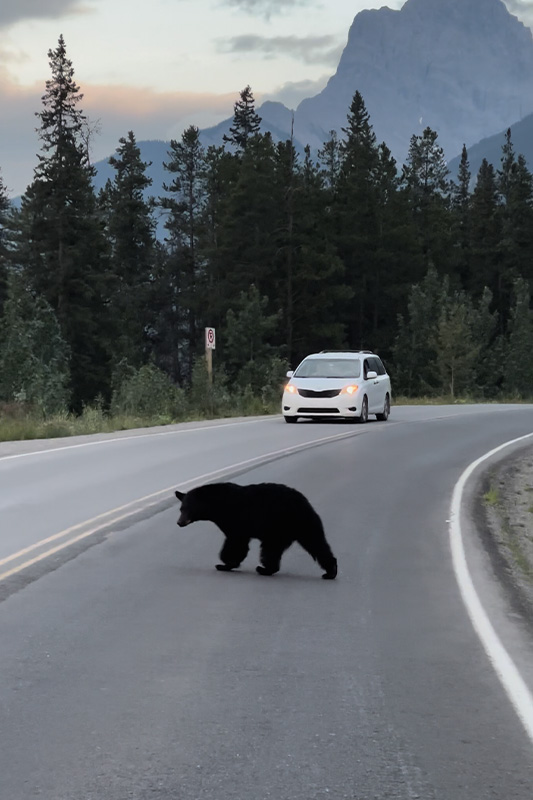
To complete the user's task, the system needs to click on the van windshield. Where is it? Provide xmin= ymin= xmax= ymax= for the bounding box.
xmin=294 ymin=359 xmax=361 ymax=379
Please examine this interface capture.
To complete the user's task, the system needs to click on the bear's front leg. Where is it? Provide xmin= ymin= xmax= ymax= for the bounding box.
xmin=256 ymin=542 xmax=285 ymax=576
xmin=216 ymin=537 xmax=249 ymax=572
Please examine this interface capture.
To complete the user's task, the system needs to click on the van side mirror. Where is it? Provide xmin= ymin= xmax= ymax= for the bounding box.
xmin=286 ymin=371 xmax=294 ymax=379
xmin=366 ymin=370 xmax=378 ymax=380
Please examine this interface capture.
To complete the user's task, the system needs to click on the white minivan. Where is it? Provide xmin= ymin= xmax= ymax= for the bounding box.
xmin=282 ymin=350 xmax=391 ymax=424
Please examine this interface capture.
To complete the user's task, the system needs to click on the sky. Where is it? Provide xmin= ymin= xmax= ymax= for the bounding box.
xmin=1 ymin=0 xmax=533 ymax=197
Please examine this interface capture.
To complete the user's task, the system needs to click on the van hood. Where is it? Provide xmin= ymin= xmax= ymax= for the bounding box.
xmin=287 ymin=378 xmax=356 ymax=391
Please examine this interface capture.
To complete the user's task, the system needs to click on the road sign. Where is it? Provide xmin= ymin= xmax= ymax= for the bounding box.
xmin=205 ymin=327 xmax=216 ymax=350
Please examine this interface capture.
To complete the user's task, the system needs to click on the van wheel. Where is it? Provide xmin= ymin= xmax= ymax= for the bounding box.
xmin=357 ymin=396 xmax=368 ymax=424
xmin=376 ymin=394 xmax=390 ymax=421
xmin=284 ymin=416 xmax=297 ymax=424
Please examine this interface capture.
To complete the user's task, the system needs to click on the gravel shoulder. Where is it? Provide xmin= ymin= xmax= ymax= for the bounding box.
xmin=480 ymin=446 xmax=533 ymax=622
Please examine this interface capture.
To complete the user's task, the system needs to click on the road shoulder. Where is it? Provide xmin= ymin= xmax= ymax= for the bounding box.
xmin=478 ymin=446 xmax=533 ymax=626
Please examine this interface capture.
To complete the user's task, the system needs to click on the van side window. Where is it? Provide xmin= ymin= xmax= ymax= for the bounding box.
xmin=372 ymin=357 xmax=386 ymax=376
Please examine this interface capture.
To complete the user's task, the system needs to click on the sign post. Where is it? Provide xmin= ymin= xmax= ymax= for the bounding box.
xmin=205 ymin=327 xmax=216 ymax=384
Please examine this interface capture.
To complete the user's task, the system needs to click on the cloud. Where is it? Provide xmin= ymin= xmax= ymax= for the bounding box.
xmin=0 ymin=0 xmax=91 ymax=28
xmin=217 ymin=33 xmax=343 ymax=66
xmin=265 ymin=75 xmax=329 ymax=108
xmin=504 ymin=0 xmax=533 ymax=26
xmin=0 ymin=71 xmax=235 ymax=197
xmin=218 ymin=0 xmax=314 ymax=20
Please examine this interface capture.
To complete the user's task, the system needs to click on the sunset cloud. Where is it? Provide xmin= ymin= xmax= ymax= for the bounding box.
xmin=0 ymin=73 xmax=235 ymax=196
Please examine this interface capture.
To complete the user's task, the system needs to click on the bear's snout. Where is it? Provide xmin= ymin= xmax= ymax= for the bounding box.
xmin=177 ymin=516 xmax=192 ymax=527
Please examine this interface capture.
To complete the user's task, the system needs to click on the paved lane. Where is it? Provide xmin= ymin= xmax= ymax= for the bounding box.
xmin=0 ymin=416 xmax=364 ymax=561
xmin=1 ymin=406 xmax=533 ymax=799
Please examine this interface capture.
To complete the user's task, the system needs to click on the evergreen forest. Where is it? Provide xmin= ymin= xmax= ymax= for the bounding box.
xmin=1 ymin=37 xmax=533 ymax=435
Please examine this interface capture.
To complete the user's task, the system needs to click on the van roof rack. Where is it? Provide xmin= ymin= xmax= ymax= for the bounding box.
xmin=319 ymin=349 xmax=374 ymax=354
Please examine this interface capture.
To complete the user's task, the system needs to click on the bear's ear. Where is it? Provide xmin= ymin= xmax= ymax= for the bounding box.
xmin=175 ymin=490 xmax=186 ymax=501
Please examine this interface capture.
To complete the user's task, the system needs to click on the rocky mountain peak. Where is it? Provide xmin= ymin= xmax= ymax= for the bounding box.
xmin=292 ymin=0 xmax=533 ymax=162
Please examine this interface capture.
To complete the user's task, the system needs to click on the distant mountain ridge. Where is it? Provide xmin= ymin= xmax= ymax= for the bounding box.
xmin=201 ymin=0 xmax=533 ymax=164
xmin=91 ymin=0 xmax=533 ymax=198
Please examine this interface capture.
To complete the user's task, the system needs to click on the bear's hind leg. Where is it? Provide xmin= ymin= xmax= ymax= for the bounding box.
xmin=297 ymin=533 xmax=337 ymax=580
xmin=215 ymin=537 xmax=249 ymax=572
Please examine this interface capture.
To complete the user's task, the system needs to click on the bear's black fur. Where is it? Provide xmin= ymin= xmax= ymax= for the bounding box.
xmin=175 ymin=482 xmax=337 ymax=579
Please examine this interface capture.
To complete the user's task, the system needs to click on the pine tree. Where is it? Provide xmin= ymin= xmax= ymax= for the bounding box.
xmin=200 ymin=144 xmax=239 ymax=328
xmin=401 ymin=127 xmax=451 ymax=271
xmin=468 ymin=159 xmax=502 ymax=302
xmin=160 ymin=125 xmax=207 ymax=382
xmin=215 ymin=132 xmax=280 ymax=326
xmin=273 ymin=141 xmax=351 ymax=363
xmin=334 ymin=91 xmax=381 ymax=348
xmin=15 ymin=35 xmax=110 ymax=410
xmin=504 ymin=277 xmax=533 ymax=397
xmin=393 ymin=266 xmax=449 ymax=396
xmin=0 ymin=272 xmax=70 ymax=412
xmin=0 ymin=171 xmax=10 ymax=316
xmin=500 ymin=151 xmax=533 ymax=284
xmin=370 ymin=141 xmax=422 ymax=354
xmin=318 ymin=130 xmax=341 ymax=193
xmin=223 ymin=86 xmax=262 ymax=152
xmin=223 ymin=284 xmax=279 ymax=392
xmin=102 ymin=130 xmax=155 ymax=368
xmin=471 ymin=288 xmax=502 ymax=397
xmin=434 ymin=293 xmax=479 ymax=398
xmin=450 ymin=145 xmax=471 ymax=287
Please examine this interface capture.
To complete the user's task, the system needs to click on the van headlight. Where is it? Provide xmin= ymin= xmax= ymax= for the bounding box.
xmin=340 ymin=385 xmax=359 ymax=395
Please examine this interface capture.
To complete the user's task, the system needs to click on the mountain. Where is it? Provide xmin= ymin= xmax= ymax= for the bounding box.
xmin=448 ymin=112 xmax=533 ymax=179
xmin=293 ymin=0 xmax=533 ymax=163
xmin=91 ymin=0 xmax=533 ymax=201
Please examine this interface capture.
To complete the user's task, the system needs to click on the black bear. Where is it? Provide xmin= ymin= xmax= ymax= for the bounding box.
xmin=175 ymin=482 xmax=337 ymax=579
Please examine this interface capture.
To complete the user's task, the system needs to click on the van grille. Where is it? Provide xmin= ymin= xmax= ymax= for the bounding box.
xmin=298 ymin=389 xmax=341 ymax=399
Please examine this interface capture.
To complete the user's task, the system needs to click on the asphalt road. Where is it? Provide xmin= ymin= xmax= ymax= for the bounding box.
xmin=2 ymin=406 xmax=533 ymax=799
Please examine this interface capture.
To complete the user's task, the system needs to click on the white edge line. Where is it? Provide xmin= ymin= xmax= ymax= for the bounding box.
xmin=449 ymin=431 xmax=533 ymax=743
xmin=0 ymin=417 xmax=274 ymax=462
xmin=0 ymin=428 xmax=358 ymax=580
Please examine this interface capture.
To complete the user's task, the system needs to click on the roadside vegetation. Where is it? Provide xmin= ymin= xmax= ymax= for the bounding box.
xmin=1 ymin=37 xmax=533 ymax=442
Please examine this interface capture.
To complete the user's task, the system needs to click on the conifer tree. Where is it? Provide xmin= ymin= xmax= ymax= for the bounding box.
xmin=393 ymin=266 xmax=449 ymax=396
xmin=402 ymin=127 xmax=451 ymax=270
xmin=161 ymin=125 xmax=206 ymax=382
xmin=15 ymin=35 xmax=110 ymax=410
xmin=468 ymin=159 xmax=501 ymax=302
xmin=273 ymin=141 xmax=350 ymax=363
xmin=215 ymin=132 xmax=280 ymax=326
xmin=0 ymin=171 xmax=10 ymax=316
xmin=102 ymin=130 xmax=155 ymax=368
xmin=504 ymin=277 xmax=533 ymax=397
xmin=334 ymin=91 xmax=381 ymax=347
xmin=0 ymin=273 xmax=70 ymax=412
xmin=223 ymin=86 xmax=262 ymax=152
xmin=434 ymin=293 xmax=479 ymax=398
xmin=318 ymin=130 xmax=341 ymax=193
xmin=223 ymin=284 xmax=279 ymax=391
xmin=450 ymin=145 xmax=471 ymax=287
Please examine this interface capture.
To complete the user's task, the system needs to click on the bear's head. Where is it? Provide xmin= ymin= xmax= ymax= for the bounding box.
xmin=175 ymin=489 xmax=195 ymax=527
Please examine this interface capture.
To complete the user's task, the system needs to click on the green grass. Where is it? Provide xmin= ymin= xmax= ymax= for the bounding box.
xmin=484 ymin=486 xmax=500 ymax=507
xmin=0 ymin=401 xmax=281 ymax=443
xmin=0 ymin=394 xmax=531 ymax=443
